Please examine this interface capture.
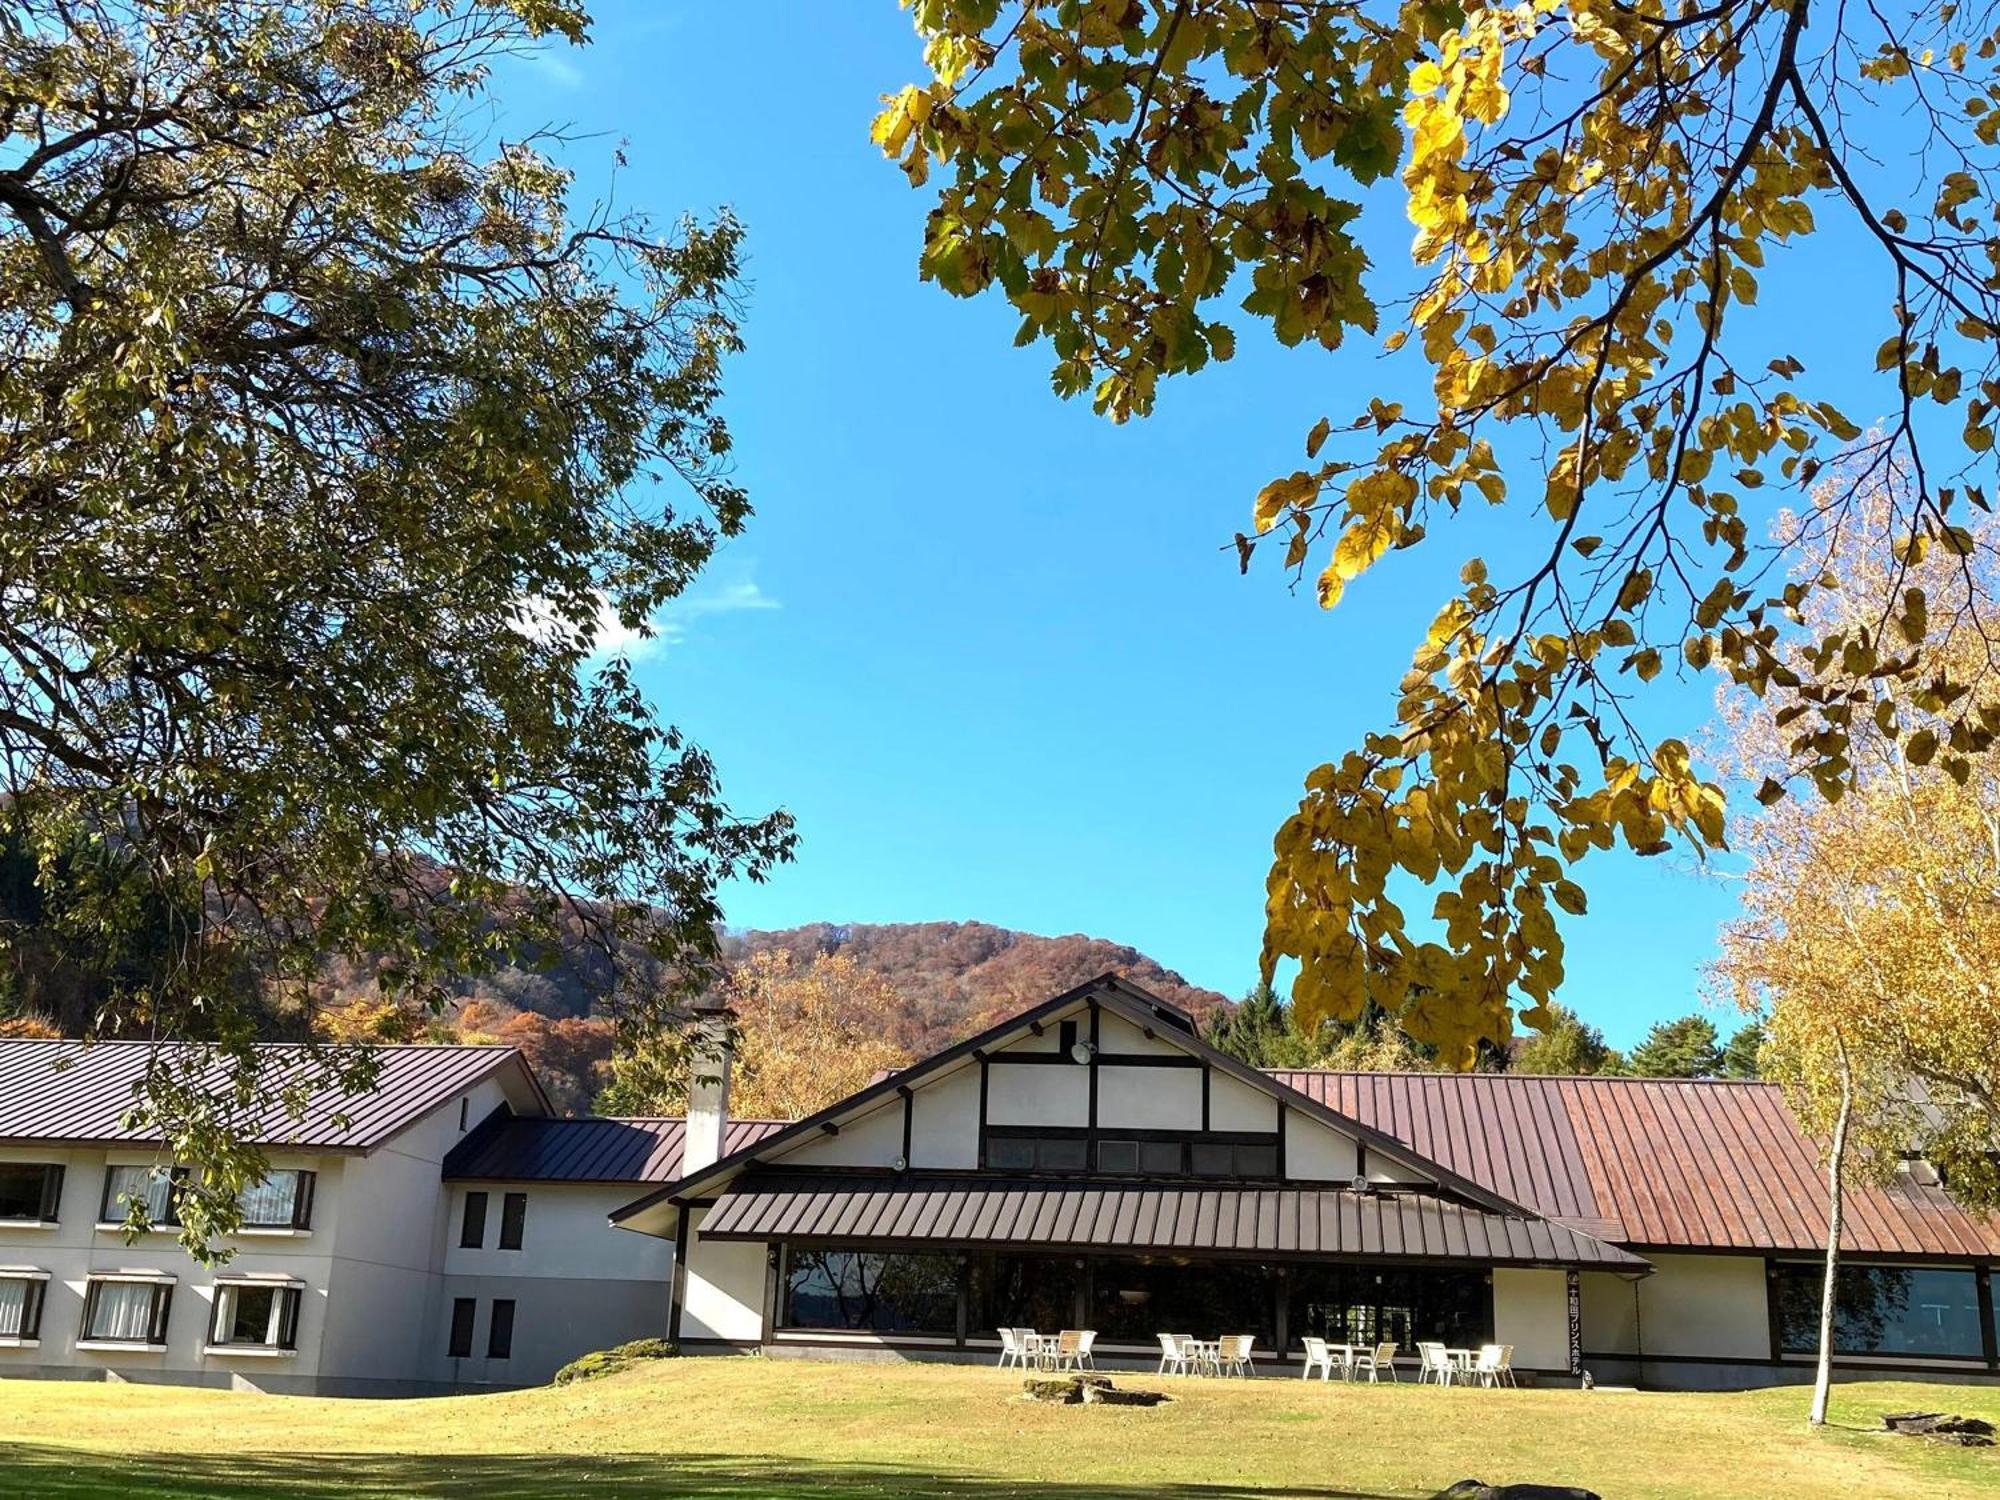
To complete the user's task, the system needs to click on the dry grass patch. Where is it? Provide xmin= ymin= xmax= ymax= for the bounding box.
xmin=0 ymin=1358 xmax=1995 ymax=1498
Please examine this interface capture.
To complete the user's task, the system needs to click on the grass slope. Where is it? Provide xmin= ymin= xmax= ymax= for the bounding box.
xmin=1 ymin=1359 xmax=1995 ymax=1499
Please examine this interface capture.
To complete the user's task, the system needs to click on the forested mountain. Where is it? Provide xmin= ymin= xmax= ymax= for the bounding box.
xmin=716 ymin=922 xmax=1229 ymax=1054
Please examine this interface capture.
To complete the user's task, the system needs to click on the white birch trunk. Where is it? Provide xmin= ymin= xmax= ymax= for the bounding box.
xmin=1809 ymin=1045 xmax=1853 ymax=1427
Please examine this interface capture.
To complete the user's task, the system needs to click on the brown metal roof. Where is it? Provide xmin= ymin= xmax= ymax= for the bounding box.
xmin=698 ymin=1172 xmax=1648 ymax=1269
xmin=0 ymin=1039 xmax=537 ymax=1153
xmin=1270 ymin=1071 xmax=2000 ymax=1258
xmin=443 ymin=1115 xmax=788 ymax=1183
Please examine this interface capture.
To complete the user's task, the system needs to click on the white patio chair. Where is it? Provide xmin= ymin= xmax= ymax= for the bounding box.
xmin=1416 ymin=1341 xmax=1454 ymax=1385
xmin=1299 ymin=1335 xmax=1336 ymax=1381
xmin=997 ymin=1327 xmax=1028 ymax=1370
xmin=1472 ymin=1344 xmax=1505 ymax=1388
xmin=1355 ymin=1340 xmax=1401 ymax=1383
xmin=1214 ymin=1334 xmax=1255 ymax=1378
xmin=1493 ymin=1344 xmax=1517 ymax=1387
xmin=1066 ymin=1329 xmax=1098 ymax=1371
xmin=1050 ymin=1329 xmax=1086 ymax=1371
xmin=1156 ymin=1332 xmax=1192 ymax=1375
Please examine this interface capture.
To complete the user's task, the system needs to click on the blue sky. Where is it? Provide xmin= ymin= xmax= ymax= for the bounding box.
xmin=482 ymin=3 xmax=1909 ymax=1047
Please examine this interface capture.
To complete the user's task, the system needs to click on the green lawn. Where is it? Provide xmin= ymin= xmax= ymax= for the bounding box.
xmin=1 ymin=1359 xmax=1995 ymax=1499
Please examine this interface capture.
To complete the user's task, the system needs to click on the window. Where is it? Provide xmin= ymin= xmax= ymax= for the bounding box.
xmin=1191 ymin=1141 xmax=1281 ymax=1179
xmin=0 ymin=1274 xmax=47 ymax=1341
xmin=1091 ymin=1137 xmax=1282 ymax=1179
xmin=209 ymin=1282 xmax=301 ymax=1350
xmin=237 ymin=1170 xmax=314 ymax=1230
xmin=447 ymin=1297 xmax=476 ymax=1358
xmin=984 ymin=1135 xmax=1087 ymax=1172
xmin=1287 ymin=1263 xmax=1491 ymax=1354
xmin=458 ymin=1098 xmax=469 ymax=1132
xmin=783 ymin=1249 xmax=960 ymax=1333
xmin=1092 ymin=1257 xmax=1279 ymax=1346
xmin=968 ymin=1254 xmax=1082 ymax=1334
xmin=488 ymin=1298 xmax=515 ymax=1359
xmin=82 ymin=1277 xmax=172 ymax=1345
xmin=0 ymin=1163 xmax=63 ymax=1222
xmin=459 ymin=1191 xmax=488 ymax=1249
xmin=100 ymin=1165 xmax=180 ymax=1227
xmin=499 ymin=1192 xmax=527 ymax=1250
xmin=1775 ymin=1263 xmax=1987 ymax=1359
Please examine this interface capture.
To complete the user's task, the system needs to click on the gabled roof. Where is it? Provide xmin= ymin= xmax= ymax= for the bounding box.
xmin=444 ymin=1114 xmax=788 ymax=1184
xmin=0 ymin=1038 xmax=546 ymax=1154
xmin=697 ymin=1171 xmax=1651 ymax=1269
xmin=610 ymin=974 xmax=1540 ymax=1229
xmin=1273 ymin=1070 xmax=2000 ymax=1258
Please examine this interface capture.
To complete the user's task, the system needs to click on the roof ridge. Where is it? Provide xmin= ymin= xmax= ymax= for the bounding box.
xmin=1268 ymin=1067 xmax=1777 ymax=1087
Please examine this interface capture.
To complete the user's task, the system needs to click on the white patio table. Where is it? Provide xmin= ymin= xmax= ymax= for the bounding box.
xmin=1325 ymin=1342 xmax=1365 ymax=1380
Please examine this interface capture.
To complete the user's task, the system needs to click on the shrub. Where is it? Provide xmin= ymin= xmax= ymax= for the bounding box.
xmin=552 ymin=1339 xmax=677 ymax=1386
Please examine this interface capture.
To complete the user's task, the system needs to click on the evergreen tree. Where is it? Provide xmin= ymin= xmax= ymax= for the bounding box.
xmin=1720 ymin=1022 xmax=1767 ymax=1081
xmin=1624 ymin=1015 xmax=1726 ymax=1079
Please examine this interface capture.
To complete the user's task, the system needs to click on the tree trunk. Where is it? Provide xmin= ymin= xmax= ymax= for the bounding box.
xmin=1809 ymin=1045 xmax=1853 ymax=1427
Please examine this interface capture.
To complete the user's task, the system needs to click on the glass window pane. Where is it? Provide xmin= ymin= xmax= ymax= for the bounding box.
xmin=87 ymin=1281 xmax=160 ymax=1342
xmin=1287 ymin=1264 xmax=1491 ymax=1353
xmin=1097 ymin=1140 xmax=1139 ymax=1174
xmin=1776 ymin=1263 xmax=1985 ymax=1358
xmin=783 ymin=1249 xmax=959 ymax=1333
xmin=1037 ymin=1138 xmax=1087 ymax=1172
xmin=1235 ymin=1145 xmax=1279 ymax=1178
xmin=238 ymin=1172 xmax=299 ymax=1227
xmin=986 ymin=1137 xmax=1033 ymax=1170
xmin=1189 ymin=1143 xmax=1233 ymax=1177
xmin=219 ymin=1284 xmax=279 ymax=1345
xmin=0 ymin=1279 xmax=27 ymax=1337
xmin=1138 ymin=1142 xmax=1183 ymax=1176
xmin=1090 ymin=1257 xmax=1277 ymax=1346
xmin=105 ymin=1165 xmax=173 ymax=1222
xmin=968 ymin=1254 xmax=1082 ymax=1334
xmin=0 ymin=1165 xmax=47 ymax=1220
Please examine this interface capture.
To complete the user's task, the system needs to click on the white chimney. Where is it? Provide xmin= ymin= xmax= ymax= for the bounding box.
xmin=682 ymin=998 xmax=734 ymax=1177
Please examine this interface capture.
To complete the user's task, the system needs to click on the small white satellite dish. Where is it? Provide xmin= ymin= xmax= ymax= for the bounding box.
xmin=1070 ymin=1040 xmax=1097 ymax=1065
xmin=892 ymin=1155 xmax=909 ymax=1173
xmin=1350 ymin=1174 xmax=1371 ymax=1193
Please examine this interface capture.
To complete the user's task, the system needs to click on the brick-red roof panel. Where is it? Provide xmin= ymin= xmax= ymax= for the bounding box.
xmin=1269 ymin=1070 xmax=2000 ymax=1257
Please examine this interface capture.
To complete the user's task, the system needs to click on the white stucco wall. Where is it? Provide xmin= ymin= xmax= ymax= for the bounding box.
xmin=908 ymin=1065 xmax=980 ymax=1169
xmin=681 ymin=1207 xmax=767 ymax=1342
xmin=986 ymin=1063 xmax=1089 ymax=1127
xmin=1634 ymin=1253 xmax=1771 ymax=1360
xmin=1283 ymin=1112 xmax=1360 ymax=1181
xmin=1096 ymin=1066 xmax=1201 ymax=1130
xmin=1578 ymin=1270 xmax=1642 ymax=1355
xmin=769 ymin=1099 xmax=906 ymax=1170
xmin=1493 ymin=1267 xmax=1570 ymax=1372
xmin=1209 ymin=1073 xmax=1279 ymax=1132
xmin=1096 ymin=1012 xmax=1184 ymax=1057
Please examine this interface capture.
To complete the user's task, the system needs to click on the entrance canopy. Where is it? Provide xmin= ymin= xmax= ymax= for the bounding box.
xmin=698 ymin=1172 xmax=1648 ymax=1270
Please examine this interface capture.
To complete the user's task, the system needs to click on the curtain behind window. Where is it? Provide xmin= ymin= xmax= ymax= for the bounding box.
xmin=105 ymin=1165 xmax=172 ymax=1221
xmin=0 ymin=1279 xmax=27 ymax=1337
xmin=237 ymin=1172 xmax=299 ymax=1227
xmin=86 ymin=1282 xmax=157 ymax=1341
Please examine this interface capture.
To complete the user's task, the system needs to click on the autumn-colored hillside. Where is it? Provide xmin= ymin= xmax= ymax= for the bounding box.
xmin=717 ymin=921 xmax=1230 ymax=1055
xmin=319 ymin=919 xmax=1231 ymax=1114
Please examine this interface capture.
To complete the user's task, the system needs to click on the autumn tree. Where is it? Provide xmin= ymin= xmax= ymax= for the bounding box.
xmin=1509 ymin=1002 xmax=1615 ymax=1075
xmin=875 ymin=0 xmax=2000 ymax=1066
xmin=0 ymin=0 xmax=792 ymax=1255
xmin=600 ymin=951 xmax=915 ymax=1121
xmin=1711 ymin=478 xmax=2000 ymax=1422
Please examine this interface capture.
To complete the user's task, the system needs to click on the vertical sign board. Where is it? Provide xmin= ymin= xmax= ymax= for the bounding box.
xmin=1566 ymin=1269 xmax=1583 ymax=1378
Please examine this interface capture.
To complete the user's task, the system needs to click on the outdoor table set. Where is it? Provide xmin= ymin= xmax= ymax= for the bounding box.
xmin=1154 ymin=1333 xmax=1257 ymax=1377
xmin=996 ymin=1327 xmax=1096 ymax=1371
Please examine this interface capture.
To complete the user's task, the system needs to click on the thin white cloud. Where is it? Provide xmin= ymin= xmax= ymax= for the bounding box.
xmin=530 ymin=50 xmax=586 ymax=91
xmin=514 ymin=569 xmax=779 ymax=664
